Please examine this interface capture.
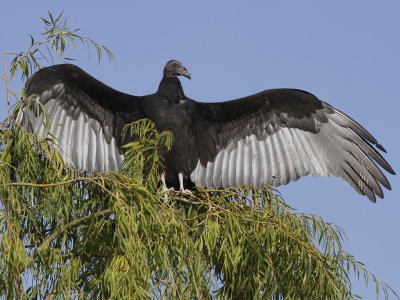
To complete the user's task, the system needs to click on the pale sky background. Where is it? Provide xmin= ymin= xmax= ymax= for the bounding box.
xmin=1 ymin=1 xmax=399 ymax=298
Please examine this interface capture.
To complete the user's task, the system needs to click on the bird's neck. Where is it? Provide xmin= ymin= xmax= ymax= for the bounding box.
xmin=157 ymin=77 xmax=186 ymax=104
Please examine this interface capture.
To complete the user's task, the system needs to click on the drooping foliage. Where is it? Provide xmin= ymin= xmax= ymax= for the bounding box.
xmin=0 ymin=11 xmax=397 ymax=300
xmin=0 ymin=115 xmax=397 ymax=299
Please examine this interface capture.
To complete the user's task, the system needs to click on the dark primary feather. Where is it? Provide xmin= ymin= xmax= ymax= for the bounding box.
xmin=16 ymin=62 xmax=395 ymax=202
xmin=23 ymin=64 xmax=145 ymax=142
xmin=189 ymin=89 xmax=394 ymax=202
xmin=17 ymin=64 xmax=145 ymax=172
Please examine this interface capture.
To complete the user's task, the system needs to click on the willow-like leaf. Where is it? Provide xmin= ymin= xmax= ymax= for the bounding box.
xmin=6 ymin=11 xmax=114 ymax=81
xmin=0 ymin=14 xmax=398 ymax=299
xmin=0 ymin=112 xmax=397 ymax=299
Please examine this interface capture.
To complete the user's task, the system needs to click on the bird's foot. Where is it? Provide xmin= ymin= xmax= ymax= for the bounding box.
xmin=177 ymin=172 xmax=194 ymax=196
xmin=162 ymin=187 xmax=175 ymax=202
xmin=179 ymin=188 xmax=194 ymax=197
xmin=160 ymin=172 xmax=174 ymax=201
xmin=162 ymin=186 xmax=175 ymax=193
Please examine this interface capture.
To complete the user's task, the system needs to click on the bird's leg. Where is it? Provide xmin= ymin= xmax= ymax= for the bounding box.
xmin=178 ymin=172 xmax=184 ymax=191
xmin=161 ymin=172 xmax=175 ymax=202
xmin=178 ymin=172 xmax=193 ymax=196
xmin=161 ymin=172 xmax=174 ymax=192
xmin=161 ymin=172 xmax=167 ymax=193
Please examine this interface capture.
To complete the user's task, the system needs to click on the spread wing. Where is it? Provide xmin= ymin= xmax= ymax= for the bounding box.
xmin=190 ymin=89 xmax=395 ymax=202
xmin=16 ymin=64 xmax=145 ymax=173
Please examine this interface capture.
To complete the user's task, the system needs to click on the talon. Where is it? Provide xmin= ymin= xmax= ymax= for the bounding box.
xmin=160 ymin=172 xmax=172 ymax=192
xmin=180 ymin=189 xmax=194 ymax=196
xmin=161 ymin=172 xmax=175 ymax=201
xmin=162 ymin=187 xmax=175 ymax=202
xmin=177 ymin=172 xmax=194 ymax=196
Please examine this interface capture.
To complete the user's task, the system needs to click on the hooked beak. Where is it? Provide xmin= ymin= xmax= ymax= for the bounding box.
xmin=178 ymin=67 xmax=191 ymax=80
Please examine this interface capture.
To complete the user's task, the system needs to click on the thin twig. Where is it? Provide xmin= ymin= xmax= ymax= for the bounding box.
xmin=1 ymin=54 xmax=11 ymax=115
xmin=44 ymin=288 xmax=57 ymax=300
xmin=37 ymin=209 xmax=112 ymax=252
xmin=27 ymin=209 xmax=112 ymax=267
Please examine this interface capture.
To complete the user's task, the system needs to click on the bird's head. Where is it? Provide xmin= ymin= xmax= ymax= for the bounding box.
xmin=163 ymin=60 xmax=191 ymax=80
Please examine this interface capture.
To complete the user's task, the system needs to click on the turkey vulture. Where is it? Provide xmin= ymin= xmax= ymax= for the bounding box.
xmin=16 ymin=60 xmax=395 ymax=202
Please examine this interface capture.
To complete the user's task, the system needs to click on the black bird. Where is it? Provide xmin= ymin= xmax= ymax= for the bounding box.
xmin=17 ymin=60 xmax=395 ymax=202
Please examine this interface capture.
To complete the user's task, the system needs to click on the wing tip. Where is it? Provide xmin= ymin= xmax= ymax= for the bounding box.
xmin=376 ymin=143 xmax=387 ymax=153
xmin=382 ymin=162 xmax=396 ymax=175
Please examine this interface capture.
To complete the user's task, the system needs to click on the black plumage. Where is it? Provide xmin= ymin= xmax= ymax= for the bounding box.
xmin=17 ymin=60 xmax=395 ymax=202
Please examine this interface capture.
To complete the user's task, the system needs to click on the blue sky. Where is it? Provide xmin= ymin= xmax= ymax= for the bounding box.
xmin=1 ymin=1 xmax=399 ymax=298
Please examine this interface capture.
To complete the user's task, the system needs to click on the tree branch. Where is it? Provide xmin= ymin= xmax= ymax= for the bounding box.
xmin=44 ymin=288 xmax=57 ymax=300
xmin=32 ymin=209 xmax=112 ymax=260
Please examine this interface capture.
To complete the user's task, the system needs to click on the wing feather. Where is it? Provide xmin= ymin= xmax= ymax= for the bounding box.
xmin=227 ymin=144 xmax=237 ymax=187
xmin=235 ymin=139 xmax=244 ymax=185
xmin=61 ymin=108 xmax=73 ymax=166
xmin=190 ymin=88 xmax=394 ymax=202
xmin=70 ymin=113 xmax=81 ymax=170
xmin=264 ymin=135 xmax=276 ymax=185
xmin=212 ymin=148 xmax=224 ymax=187
xmin=250 ymin=135 xmax=261 ymax=186
xmin=95 ymin=128 xmax=105 ymax=171
xmin=17 ymin=64 xmax=143 ymax=173
xmin=80 ymin=114 xmax=89 ymax=172
xmin=86 ymin=121 xmax=97 ymax=173
xmin=277 ymin=129 xmax=294 ymax=184
xmin=287 ymin=127 xmax=307 ymax=179
xmin=221 ymin=148 xmax=230 ymax=188
xmin=205 ymin=160 xmax=214 ymax=188
xmin=256 ymin=136 xmax=267 ymax=185
xmin=49 ymin=104 xmax=63 ymax=137
xmin=243 ymin=138 xmax=252 ymax=185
